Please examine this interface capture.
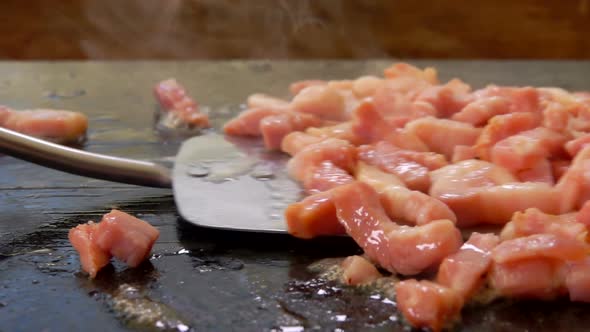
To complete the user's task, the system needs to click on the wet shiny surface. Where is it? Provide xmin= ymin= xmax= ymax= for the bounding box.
xmin=3 ymin=61 xmax=590 ymax=331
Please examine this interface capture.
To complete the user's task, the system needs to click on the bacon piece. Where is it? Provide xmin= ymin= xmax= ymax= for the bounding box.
xmin=303 ymin=161 xmax=354 ymax=194
xmin=489 ymin=258 xmax=567 ymax=300
xmin=474 ymin=112 xmax=541 ymax=161
xmin=451 ymin=96 xmax=511 ymax=126
xmin=556 ymin=146 xmax=590 ymax=210
xmin=566 ymin=258 xmax=590 ymax=302
xmin=284 ymin=190 xmax=345 ymax=239
xmin=500 ymin=208 xmax=585 ymax=241
xmin=565 ymin=133 xmax=590 ymax=157
xmin=577 ymin=201 xmax=590 ymax=228
xmin=405 ymin=117 xmax=482 ymax=160
xmin=246 ymin=93 xmax=290 ymax=111
xmin=154 ymin=78 xmax=209 ymax=128
xmin=430 ymin=160 xmax=560 ymax=226
xmin=223 ymin=108 xmax=281 ymax=136
xmin=437 ymin=233 xmax=499 ymax=299
xmin=473 ymin=86 xmax=540 ymax=114
xmin=350 ymin=101 xmax=429 ymax=151
xmin=551 ymin=159 xmax=570 ymax=181
xmin=451 ymin=145 xmax=477 ymax=163
xmin=68 ymin=221 xmax=111 ymax=278
xmin=260 ymin=112 xmax=322 ymax=150
xmin=355 ymin=162 xmax=456 ymax=226
xmin=305 ymin=122 xmax=358 ymax=144
xmin=340 ymin=255 xmax=382 ymax=286
xmin=383 ymin=63 xmax=438 ymax=84
xmin=94 ymin=210 xmax=160 ymax=268
xmin=373 ymin=82 xmax=436 ymax=118
xmin=281 ymin=131 xmax=325 ymax=156
xmin=352 ymin=75 xmax=383 ymax=98
xmin=332 ymin=182 xmax=462 ymax=275
xmin=416 ymin=79 xmax=473 ymax=118
xmin=289 ymin=80 xmax=327 ymax=95
xmin=287 ymin=138 xmax=356 ymax=182
xmin=492 ymin=234 xmax=588 ymax=264
xmin=0 ymin=107 xmax=88 ymax=144
xmin=516 ymin=159 xmax=554 ymax=185
xmin=291 ymin=85 xmax=347 ymax=121
xmin=491 ymin=127 xmax=568 ymax=172
xmin=395 ymin=279 xmax=463 ymax=332
xmin=358 ymin=141 xmax=446 ymax=192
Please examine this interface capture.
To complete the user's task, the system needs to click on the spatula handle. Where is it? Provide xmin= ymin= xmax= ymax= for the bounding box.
xmin=0 ymin=127 xmax=172 ymax=188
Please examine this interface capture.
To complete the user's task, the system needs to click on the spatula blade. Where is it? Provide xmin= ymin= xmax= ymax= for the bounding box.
xmin=172 ymin=133 xmax=302 ymax=233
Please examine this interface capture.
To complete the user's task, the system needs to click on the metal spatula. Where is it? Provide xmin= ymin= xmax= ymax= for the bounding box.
xmin=0 ymin=127 xmax=302 ymax=233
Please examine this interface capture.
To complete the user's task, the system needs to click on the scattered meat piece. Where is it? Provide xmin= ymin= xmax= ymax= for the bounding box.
xmin=333 ymin=182 xmax=462 ymax=275
xmin=380 ymin=186 xmax=457 ymax=226
xmin=474 ymin=112 xmax=541 ymax=161
xmin=291 ymin=85 xmax=347 ymax=121
xmin=281 ymin=131 xmax=325 ymax=156
xmin=285 ymin=190 xmax=345 ymax=239
xmin=340 ymin=255 xmax=382 ymax=285
xmin=451 ymin=96 xmax=511 ymax=126
xmin=430 ymin=160 xmax=560 ymax=226
xmin=500 ymin=208 xmax=585 ymax=241
xmin=451 ymin=145 xmax=477 ymax=163
xmin=222 ymin=108 xmax=282 ymax=136
xmin=358 ymin=141 xmax=446 ymax=192
xmin=352 ymin=76 xmax=383 ymax=98
xmin=260 ymin=112 xmax=322 ymax=150
xmin=489 ymin=258 xmax=567 ymax=300
xmin=350 ymin=100 xmax=429 ymax=151
xmin=516 ymin=159 xmax=554 ymax=184
xmin=303 ymin=161 xmax=354 ymax=194
xmin=383 ymin=63 xmax=438 ymax=84
xmin=395 ymin=279 xmax=463 ymax=332
xmin=356 ymin=161 xmax=457 ymax=226
xmin=373 ymin=82 xmax=435 ymax=117
xmin=287 ymin=138 xmax=356 ymax=182
xmin=416 ymin=79 xmax=473 ymax=118
xmin=565 ymin=133 xmax=590 ymax=157
xmin=576 ymin=201 xmax=590 ymax=228
xmin=437 ymin=232 xmax=499 ymax=299
xmin=492 ymin=234 xmax=588 ymax=264
xmin=491 ymin=127 xmax=568 ymax=172
xmin=405 ymin=117 xmax=482 ymax=160
xmin=474 ymin=86 xmax=540 ymax=114
xmin=154 ymin=78 xmax=209 ymax=128
xmin=306 ymin=122 xmax=358 ymax=144
xmin=355 ymin=161 xmax=406 ymax=192
xmin=551 ymin=159 xmax=570 ymax=181
xmin=246 ymin=93 xmax=290 ymax=111
xmin=565 ymin=257 xmax=590 ymax=302
xmin=68 ymin=221 xmax=111 ymax=278
xmin=94 ymin=210 xmax=160 ymax=268
xmin=289 ymin=80 xmax=327 ymax=95
xmin=0 ymin=107 xmax=88 ymax=144
xmin=556 ymin=146 xmax=590 ymax=210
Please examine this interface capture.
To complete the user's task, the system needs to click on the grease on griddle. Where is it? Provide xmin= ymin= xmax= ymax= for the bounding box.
xmin=110 ymin=284 xmax=191 ymax=332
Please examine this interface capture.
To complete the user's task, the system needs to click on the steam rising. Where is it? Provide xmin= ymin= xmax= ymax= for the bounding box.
xmin=80 ymin=0 xmax=387 ymax=59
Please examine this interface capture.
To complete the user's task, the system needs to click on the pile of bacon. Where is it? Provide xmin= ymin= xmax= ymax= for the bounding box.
xmin=223 ymin=63 xmax=590 ymax=331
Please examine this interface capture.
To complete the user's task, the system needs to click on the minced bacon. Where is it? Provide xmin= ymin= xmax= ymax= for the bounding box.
xmin=223 ymin=62 xmax=590 ymax=331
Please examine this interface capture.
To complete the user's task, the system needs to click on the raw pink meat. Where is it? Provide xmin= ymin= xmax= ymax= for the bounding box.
xmin=340 ymin=255 xmax=382 ymax=285
xmin=395 ymin=279 xmax=463 ymax=332
xmin=0 ymin=107 xmax=88 ymax=144
xmin=94 ymin=209 xmax=160 ymax=268
xmin=68 ymin=221 xmax=111 ymax=278
xmin=154 ymin=78 xmax=209 ymax=128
